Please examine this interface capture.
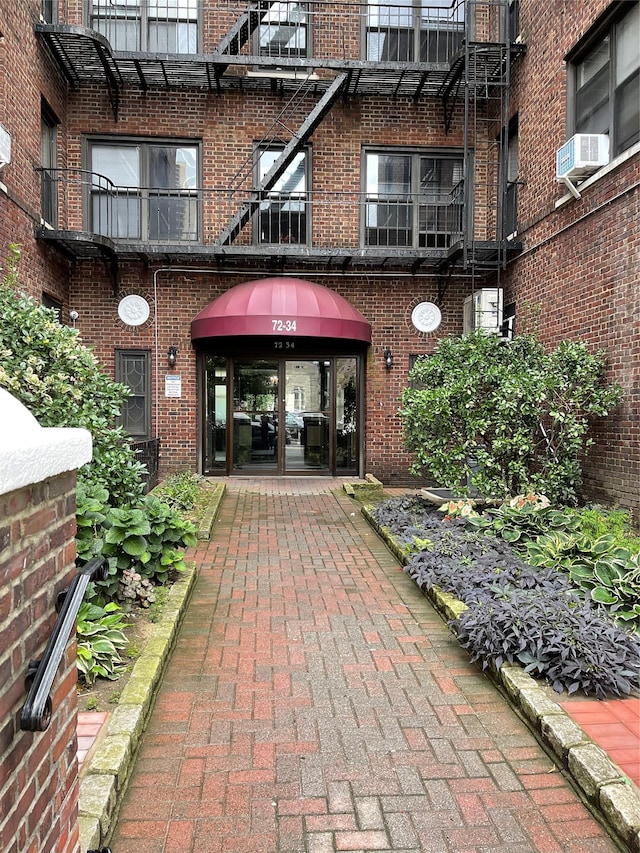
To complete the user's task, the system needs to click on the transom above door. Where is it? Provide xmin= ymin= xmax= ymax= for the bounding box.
xmin=203 ymin=356 xmax=360 ymax=476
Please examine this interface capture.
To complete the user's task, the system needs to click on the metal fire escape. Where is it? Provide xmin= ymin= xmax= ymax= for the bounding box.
xmin=438 ymin=0 xmax=525 ymax=282
xmin=33 ymin=1 xmax=525 ymax=276
xmin=216 ymin=72 xmax=347 ymax=246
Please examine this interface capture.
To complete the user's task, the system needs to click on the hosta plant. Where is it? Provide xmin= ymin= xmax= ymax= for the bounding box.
xmin=153 ymin=471 xmax=203 ymax=512
xmin=77 ymin=485 xmax=197 ymax=604
xmin=76 ymin=601 xmax=129 ymax=686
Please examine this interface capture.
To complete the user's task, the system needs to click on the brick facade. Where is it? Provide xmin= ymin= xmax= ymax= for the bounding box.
xmin=0 ymin=0 xmax=637 ymax=508
xmin=494 ymin=0 xmax=640 ymax=522
xmin=0 ymin=473 xmax=81 ymax=853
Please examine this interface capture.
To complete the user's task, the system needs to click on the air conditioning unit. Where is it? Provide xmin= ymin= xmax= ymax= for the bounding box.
xmin=556 ymin=133 xmax=609 ymax=181
xmin=463 ymin=288 xmax=503 ymax=335
xmin=0 ymin=123 xmax=11 ymax=170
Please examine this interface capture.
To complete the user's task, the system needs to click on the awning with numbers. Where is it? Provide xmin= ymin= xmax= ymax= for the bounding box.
xmin=190 ymin=277 xmax=371 ymax=343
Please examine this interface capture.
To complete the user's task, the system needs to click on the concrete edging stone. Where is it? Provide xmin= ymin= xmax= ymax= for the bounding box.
xmin=78 ymin=483 xmax=226 ymax=851
xmin=360 ymin=502 xmax=640 ymax=853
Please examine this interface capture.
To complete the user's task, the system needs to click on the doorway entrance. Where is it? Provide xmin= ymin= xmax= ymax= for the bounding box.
xmin=203 ymin=355 xmax=360 ymax=476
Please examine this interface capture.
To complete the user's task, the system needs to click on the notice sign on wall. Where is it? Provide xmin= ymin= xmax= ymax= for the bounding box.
xmin=165 ymin=375 xmax=182 ymax=398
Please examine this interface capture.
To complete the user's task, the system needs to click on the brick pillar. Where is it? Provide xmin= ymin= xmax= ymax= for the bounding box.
xmin=0 ymin=390 xmax=92 ymax=853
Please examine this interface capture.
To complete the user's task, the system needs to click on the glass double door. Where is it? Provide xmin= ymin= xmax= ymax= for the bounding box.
xmin=204 ymin=356 xmax=359 ymax=475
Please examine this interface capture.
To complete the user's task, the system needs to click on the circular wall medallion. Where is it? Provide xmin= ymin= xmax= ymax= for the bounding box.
xmin=411 ymin=301 xmax=442 ymax=333
xmin=118 ymin=294 xmax=150 ymax=327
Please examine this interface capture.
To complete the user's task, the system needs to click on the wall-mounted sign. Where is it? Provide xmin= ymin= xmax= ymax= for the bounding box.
xmin=411 ymin=301 xmax=442 ymax=333
xmin=117 ymin=294 xmax=150 ymax=327
xmin=165 ymin=375 xmax=182 ymax=398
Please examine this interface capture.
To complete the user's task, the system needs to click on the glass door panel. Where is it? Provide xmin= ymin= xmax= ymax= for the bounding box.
xmin=232 ymin=360 xmax=279 ymax=471
xmin=336 ymin=358 xmax=358 ymax=474
xmin=284 ymin=360 xmax=330 ymax=472
xmin=204 ymin=356 xmax=227 ymax=472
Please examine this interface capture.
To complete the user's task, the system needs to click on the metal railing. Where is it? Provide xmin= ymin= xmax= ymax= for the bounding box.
xmin=20 ymin=557 xmax=108 ymax=732
xmin=130 ymin=437 xmax=160 ymax=493
xmin=36 ymin=168 xmax=467 ymax=250
xmin=51 ymin=0 xmax=513 ymax=63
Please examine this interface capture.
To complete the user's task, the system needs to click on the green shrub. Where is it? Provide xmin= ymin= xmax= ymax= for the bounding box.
xmin=401 ymin=331 xmax=622 ymax=504
xmin=0 ymin=246 xmax=145 ymax=506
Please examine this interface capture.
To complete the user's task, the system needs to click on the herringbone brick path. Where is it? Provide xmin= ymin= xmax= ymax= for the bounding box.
xmin=110 ymin=480 xmax=619 ymax=852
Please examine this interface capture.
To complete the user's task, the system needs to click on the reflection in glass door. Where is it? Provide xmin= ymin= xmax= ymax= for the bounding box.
xmin=232 ymin=360 xmax=279 ymax=471
xmin=203 ymin=355 xmax=360 ymax=475
xmin=284 ymin=360 xmax=331 ymax=472
xmin=204 ymin=356 xmax=227 ymax=472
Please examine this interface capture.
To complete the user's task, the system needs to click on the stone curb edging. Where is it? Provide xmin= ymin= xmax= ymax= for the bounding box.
xmin=360 ymin=503 xmax=640 ymax=853
xmin=196 ymin=483 xmax=226 ymax=540
xmin=77 ymin=484 xmax=226 ymax=851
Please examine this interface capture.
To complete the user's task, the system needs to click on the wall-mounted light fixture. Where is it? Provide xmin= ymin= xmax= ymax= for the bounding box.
xmin=383 ymin=347 xmax=393 ymax=370
xmin=167 ymin=346 xmax=177 ymax=368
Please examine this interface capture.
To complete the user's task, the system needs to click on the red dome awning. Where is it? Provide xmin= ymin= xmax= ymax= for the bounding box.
xmin=191 ymin=277 xmax=371 ymax=343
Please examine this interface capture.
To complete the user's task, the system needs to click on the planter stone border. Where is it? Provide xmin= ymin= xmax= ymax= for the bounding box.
xmin=360 ymin=500 xmax=640 ymax=853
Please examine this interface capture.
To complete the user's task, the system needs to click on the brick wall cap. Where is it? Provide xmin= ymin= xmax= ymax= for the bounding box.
xmin=0 ymin=389 xmax=92 ymax=495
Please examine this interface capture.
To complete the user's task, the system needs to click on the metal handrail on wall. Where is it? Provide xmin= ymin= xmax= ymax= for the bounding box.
xmin=20 ymin=557 xmax=108 ymax=733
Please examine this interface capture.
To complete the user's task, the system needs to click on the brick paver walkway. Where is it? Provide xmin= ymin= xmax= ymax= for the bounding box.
xmin=110 ymin=480 xmax=619 ymax=852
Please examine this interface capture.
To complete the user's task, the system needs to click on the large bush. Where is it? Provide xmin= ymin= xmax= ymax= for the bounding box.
xmin=0 ymin=246 xmax=145 ymax=505
xmin=401 ymin=331 xmax=622 ymax=504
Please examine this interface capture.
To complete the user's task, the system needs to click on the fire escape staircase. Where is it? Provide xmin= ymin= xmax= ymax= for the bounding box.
xmin=435 ymin=14 xmax=525 ymax=281
xmin=215 ymin=0 xmax=275 ymax=57
xmin=216 ymin=71 xmax=348 ymax=247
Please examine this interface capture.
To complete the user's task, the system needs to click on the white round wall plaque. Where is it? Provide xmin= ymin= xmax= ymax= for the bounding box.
xmin=411 ymin=301 xmax=442 ymax=333
xmin=118 ymin=294 xmax=150 ymax=327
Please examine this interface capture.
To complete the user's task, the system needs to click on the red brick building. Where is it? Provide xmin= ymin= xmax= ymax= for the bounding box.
xmin=0 ymin=1 xmax=637 ymax=515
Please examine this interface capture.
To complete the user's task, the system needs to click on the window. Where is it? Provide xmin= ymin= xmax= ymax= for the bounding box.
xmin=42 ymin=0 xmax=57 ymax=24
xmin=89 ymin=140 xmax=199 ymax=242
xmin=366 ymin=0 xmax=464 ymax=62
xmin=501 ymin=117 xmax=519 ymax=240
xmin=255 ymin=146 xmax=308 ymax=245
xmin=571 ymin=2 xmax=639 ymax=157
xmin=41 ymin=103 xmax=58 ymax=227
xmin=42 ymin=293 xmax=63 ymax=322
xmin=408 ymin=354 xmax=428 ymax=389
xmin=256 ymin=2 xmax=309 ymax=61
xmin=89 ymin=0 xmax=198 ymax=53
xmin=364 ymin=150 xmax=463 ymax=248
xmin=116 ymin=350 xmax=151 ymax=438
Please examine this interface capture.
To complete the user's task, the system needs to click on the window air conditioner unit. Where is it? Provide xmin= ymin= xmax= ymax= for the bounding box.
xmin=556 ymin=133 xmax=609 ymax=181
xmin=0 ymin=123 xmax=11 ymax=170
xmin=463 ymin=288 xmax=503 ymax=335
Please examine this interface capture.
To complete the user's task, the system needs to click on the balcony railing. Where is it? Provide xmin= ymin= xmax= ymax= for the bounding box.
xmin=36 ymin=167 xmax=465 ymax=252
xmin=41 ymin=0 xmax=515 ymax=63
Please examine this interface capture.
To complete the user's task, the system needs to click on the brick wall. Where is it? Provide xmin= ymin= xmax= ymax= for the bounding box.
xmin=0 ymin=472 xmax=81 ymax=853
xmin=496 ymin=0 xmax=640 ymax=522
xmin=0 ymin=0 xmax=71 ymax=306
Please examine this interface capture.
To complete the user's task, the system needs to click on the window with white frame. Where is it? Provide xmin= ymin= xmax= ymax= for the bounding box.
xmin=89 ymin=140 xmax=199 ymax=242
xmin=366 ymin=0 xmax=464 ymax=63
xmin=89 ymin=0 xmax=199 ymax=53
xmin=364 ymin=150 xmax=463 ymax=248
xmin=570 ymin=1 xmax=639 ymax=157
xmin=255 ymin=146 xmax=309 ymax=245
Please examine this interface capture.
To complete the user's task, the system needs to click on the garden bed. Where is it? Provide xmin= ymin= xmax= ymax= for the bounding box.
xmin=365 ymin=495 xmax=640 ymax=700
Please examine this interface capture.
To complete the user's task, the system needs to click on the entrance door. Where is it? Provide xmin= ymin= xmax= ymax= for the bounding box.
xmin=232 ymin=359 xmax=280 ymax=472
xmin=283 ymin=360 xmax=331 ymax=472
xmin=204 ymin=355 xmax=359 ymax=475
